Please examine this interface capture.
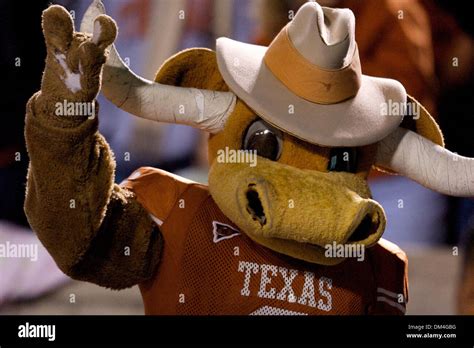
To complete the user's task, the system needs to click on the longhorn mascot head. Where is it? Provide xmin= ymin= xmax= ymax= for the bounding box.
xmin=80 ymin=0 xmax=473 ymax=266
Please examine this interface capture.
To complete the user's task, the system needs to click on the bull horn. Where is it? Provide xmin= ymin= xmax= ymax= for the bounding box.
xmin=376 ymin=127 xmax=474 ymax=197
xmin=80 ymin=0 xmax=236 ymax=134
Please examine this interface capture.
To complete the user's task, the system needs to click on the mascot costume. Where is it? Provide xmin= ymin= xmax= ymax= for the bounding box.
xmin=24 ymin=0 xmax=474 ymax=315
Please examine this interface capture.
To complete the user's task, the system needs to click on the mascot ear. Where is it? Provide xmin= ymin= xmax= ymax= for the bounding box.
xmin=374 ymin=95 xmax=444 ymax=174
xmin=42 ymin=5 xmax=74 ymax=53
xmin=154 ymin=48 xmax=229 ymax=92
xmin=398 ymin=95 xmax=444 ymax=147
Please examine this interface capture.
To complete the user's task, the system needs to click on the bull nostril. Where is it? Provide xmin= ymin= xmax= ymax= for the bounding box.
xmin=246 ymin=184 xmax=266 ymax=226
xmin=348 ymin=213 xmax=379 ymax=242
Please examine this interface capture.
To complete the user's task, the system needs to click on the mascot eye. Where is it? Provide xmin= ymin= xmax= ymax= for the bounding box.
xmin=328 ymin=148 xmax=358 ymax=173
xmin=243 ymin=120 xmax=283 ymax=161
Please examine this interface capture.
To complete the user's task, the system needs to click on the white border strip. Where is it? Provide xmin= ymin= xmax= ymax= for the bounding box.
xmin=376 ymin=296 xmax=406 ymax=313
xmin=377 ymin=287 xmax=399 ymax=299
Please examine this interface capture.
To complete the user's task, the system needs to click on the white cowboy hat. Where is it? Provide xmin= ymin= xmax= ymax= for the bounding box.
xmin=216 ymin=1 xmax=406 ymax=147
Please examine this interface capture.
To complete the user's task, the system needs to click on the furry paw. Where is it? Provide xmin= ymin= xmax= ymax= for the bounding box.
xmin=40 ymin=5 xmax=117 ymax=101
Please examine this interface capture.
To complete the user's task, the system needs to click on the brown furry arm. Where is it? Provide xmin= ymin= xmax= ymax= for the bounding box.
xmin=24 ymin=5 xmax=162 ymax=289
xmin=25 ymin=93 xmax=161 ymax=289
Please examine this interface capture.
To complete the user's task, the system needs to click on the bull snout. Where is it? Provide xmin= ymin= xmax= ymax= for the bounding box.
xmin=209 ymin=157 xmax=387 ymax=264
xmin=239 ymin=175 xmax=384 ymax=247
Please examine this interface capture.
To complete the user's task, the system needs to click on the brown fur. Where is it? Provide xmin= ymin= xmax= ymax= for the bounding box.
xmin=25 ymin=6 xmax=160 ymax=289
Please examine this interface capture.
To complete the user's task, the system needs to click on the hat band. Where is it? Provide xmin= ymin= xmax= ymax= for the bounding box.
xmin=264 ymin=27 xmax=362 ymax=104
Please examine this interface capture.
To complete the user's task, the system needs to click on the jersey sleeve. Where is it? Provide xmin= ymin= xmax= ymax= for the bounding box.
xmin=367 ymin=238 xmax=409 ymax=315
xmin=120 ymin=167 xmax=195 ymax=227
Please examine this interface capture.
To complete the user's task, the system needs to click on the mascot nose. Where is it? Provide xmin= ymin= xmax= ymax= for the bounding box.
xmin=345 ymin=202 xmax=385 ymax=244
xmin=209 ymin=157 xmax=387 ymax=248
xmin=245 ymin=183 xmax=267 ymax=226
xmin=241 ymin=175 xmax=385 ymax=245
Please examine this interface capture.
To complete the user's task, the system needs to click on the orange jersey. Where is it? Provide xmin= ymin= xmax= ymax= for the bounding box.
xmin=122 ymin=167 xmax=408 ymax=315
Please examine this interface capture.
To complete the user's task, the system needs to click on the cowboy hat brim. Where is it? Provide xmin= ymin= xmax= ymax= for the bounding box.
xmin=216 ymin=37 xmax=406 ymax=147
